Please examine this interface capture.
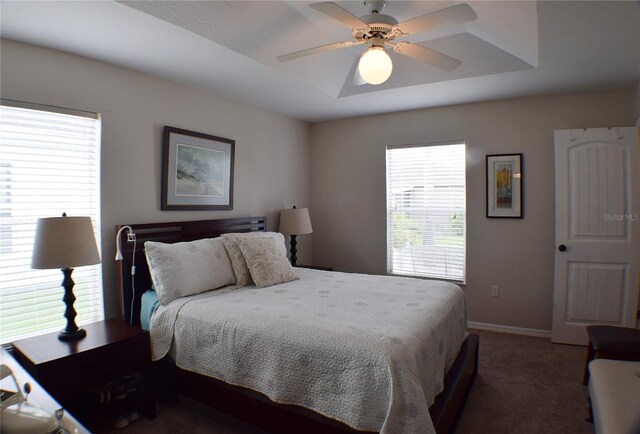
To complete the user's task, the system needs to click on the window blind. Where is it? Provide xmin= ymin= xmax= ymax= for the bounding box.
xmin=0 ymin=103 xmax=103 ymax=343
xmin=386 ymin=143 xmax=466 ymax=282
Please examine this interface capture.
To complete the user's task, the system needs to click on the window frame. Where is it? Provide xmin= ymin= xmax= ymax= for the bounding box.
xmin=0 ymin=99 xmax=103 ymax=344
xmin=385 ymin=140 xmax=467 ymax=284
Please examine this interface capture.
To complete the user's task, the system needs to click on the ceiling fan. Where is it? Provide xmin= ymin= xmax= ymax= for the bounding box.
xmin=277 ymin=1 xmax=477 ymax=85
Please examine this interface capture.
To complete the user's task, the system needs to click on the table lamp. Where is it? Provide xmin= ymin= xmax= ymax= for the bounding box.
xmin=31 ymin=213 xmax=101 ymax=341
xmin=279 ymin=206 xmax=312 ymax=267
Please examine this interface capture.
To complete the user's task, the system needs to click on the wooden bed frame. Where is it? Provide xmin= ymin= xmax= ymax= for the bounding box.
xmin=115 ymin=216 xmax=479 ymax=434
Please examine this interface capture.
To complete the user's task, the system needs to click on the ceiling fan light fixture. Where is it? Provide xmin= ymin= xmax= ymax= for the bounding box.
xmin=277 ymin=2 xmax=474 ymax=83
xmin=358 ymin=46 xmax=393 ymax=85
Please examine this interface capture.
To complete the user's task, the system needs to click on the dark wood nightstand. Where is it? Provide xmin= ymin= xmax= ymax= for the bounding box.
xmin=11 ymin=319 xmax=156 ymax=428
xmin=296 ymin=265 xmax=333 ymax=271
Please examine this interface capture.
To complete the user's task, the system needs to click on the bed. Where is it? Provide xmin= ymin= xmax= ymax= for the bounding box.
xmin=115 ymin=216 xmax=478 ymax=434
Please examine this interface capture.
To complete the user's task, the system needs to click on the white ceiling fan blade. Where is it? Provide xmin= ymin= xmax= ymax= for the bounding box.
xmin=310 ymin=2 xmax=367 ymax=29
xmin=397 ymin=3 xmax=477 ymax=35
xmin=392 ymin=42 xmax=461 ymax=71
xmin=277 ymin=40 xmax=363 ymax=62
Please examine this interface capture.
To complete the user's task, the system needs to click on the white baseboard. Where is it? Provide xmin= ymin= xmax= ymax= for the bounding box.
xmin=467 ymin=321 xmax=551 ymax=338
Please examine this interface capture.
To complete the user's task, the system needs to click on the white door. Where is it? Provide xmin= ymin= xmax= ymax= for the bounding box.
xmin=552 ymin=127 xmax=640 ymax=345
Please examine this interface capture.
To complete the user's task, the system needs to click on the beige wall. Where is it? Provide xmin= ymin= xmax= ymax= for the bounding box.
xmin=0 ymin=40 xmax=312 ymax=319
xmin=310 ymin=91 xmax=634 ymax=331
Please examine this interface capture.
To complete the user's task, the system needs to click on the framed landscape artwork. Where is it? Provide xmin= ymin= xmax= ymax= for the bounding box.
xmin=486 ymin=153 xmax=523 ymax=218
xmin=161 ymin=126 xmax=235 ymax=210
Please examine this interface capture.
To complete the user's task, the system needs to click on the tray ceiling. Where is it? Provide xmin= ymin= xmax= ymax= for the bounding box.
xmin=1 ymin=1 xmax=638 ymax=121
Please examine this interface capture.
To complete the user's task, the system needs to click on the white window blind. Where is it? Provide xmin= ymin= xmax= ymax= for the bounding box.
xmin=386 ymin=143 xmax=466 ymax=282
xmin=0 ymin=102 xmax=103 ymax=344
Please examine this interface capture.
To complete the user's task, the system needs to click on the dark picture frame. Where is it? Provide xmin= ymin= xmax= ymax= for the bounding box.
xmin=161 ymin=126 xmax=235 ymax=210
xmin=486 ymin=153 xmax=523 ymax=218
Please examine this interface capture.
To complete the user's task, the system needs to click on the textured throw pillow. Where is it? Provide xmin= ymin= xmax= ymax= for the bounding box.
xmin=145 ymin=237 xmax=236 ymax=305
xmin=221 ymin=232 xmax=287 ymax=287
xmin=238 ymin=237 xmax=298 ymax=288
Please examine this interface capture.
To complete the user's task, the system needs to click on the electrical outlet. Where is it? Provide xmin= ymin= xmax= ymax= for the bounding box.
xmin=127 ymin=233 xmax=136 ymax=242
xmin=491 ymin=285 xmax=499 ymax=297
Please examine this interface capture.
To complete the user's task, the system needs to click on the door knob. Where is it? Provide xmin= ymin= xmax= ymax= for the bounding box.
xmin=558 ymin=244 xmax=567 ymax=252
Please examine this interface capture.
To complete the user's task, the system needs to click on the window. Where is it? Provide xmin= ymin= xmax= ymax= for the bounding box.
xmin=0 ymin=101 xmax=103 ymax=343
xmin=386 ymin=143 xmax=466 ymax=282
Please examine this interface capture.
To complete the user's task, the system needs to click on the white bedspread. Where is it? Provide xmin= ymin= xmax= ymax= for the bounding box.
xmin=150 ymin=268 xmax=466 ymax=434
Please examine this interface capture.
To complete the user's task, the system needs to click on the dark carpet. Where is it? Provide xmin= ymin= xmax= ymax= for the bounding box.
xmin=95 ymin=329 xmax=593 ymax=434
xmin=456 ymin=330 xmax=592 ymax=434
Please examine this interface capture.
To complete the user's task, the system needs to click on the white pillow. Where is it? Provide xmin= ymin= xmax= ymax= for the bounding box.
xmin=221 ymin=232 xmax=287 ymax=287
xmin=239 ymin=237 xmax=298 ymax=288
xmin=145 ymin=237 xmax=236 ymax=305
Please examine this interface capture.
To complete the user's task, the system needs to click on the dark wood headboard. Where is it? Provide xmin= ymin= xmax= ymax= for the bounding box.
xmin=115 ymin=216 xmax=267 ymax=326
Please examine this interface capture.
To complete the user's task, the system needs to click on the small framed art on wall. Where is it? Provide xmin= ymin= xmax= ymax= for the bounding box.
xmin=486 ymin=153 xmax=523 ymax=218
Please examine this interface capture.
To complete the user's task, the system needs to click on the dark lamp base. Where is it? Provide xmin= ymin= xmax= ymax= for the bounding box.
xmin=58 ymin=328 xmax=86 ymax=341
xmin=58 ymin=267 xmax=86 ymax=342
xmin=289 ymin=234 xmax=298 ymax=267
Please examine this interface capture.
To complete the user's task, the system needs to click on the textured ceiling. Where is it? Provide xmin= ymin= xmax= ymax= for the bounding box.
xmin=121 ymin=1 xmax=538 ymax=98
xmin=0 ymin=1 xmax=638 ymax=122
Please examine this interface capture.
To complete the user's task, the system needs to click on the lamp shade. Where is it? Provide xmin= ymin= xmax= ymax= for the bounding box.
xmin=279 ymin=207 xmax=313 ymax=236
xmin=32 ymin=216 xmax=101 ymax=269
